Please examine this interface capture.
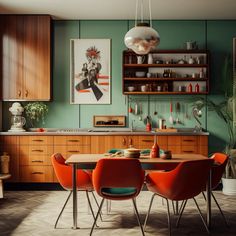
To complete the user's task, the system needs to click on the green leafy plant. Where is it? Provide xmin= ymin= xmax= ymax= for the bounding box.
xmin=24 ymin=102 xmax=49 ymax=128
xmin=194 ymin=56 xmax=236 ymax=178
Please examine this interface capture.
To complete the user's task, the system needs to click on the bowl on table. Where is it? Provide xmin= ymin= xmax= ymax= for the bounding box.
xmin=124 ymin=148 xmax=141 ymax=158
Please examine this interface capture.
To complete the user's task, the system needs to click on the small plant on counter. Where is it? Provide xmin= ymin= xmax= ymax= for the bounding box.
xmin=24 ymin=102 xmax=49 ymax=128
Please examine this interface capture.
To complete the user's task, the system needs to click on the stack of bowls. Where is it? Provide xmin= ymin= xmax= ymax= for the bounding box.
xmin=124 ymin=148 xmax=141 ymax=158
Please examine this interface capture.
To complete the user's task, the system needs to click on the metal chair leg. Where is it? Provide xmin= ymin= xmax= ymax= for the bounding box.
xmin=202 ymin=191 xmax=206 ymax=200
xmin=132 ymin=198 xmax=145 ymax=236
xmin=176 ymin=200 xmax=187 ymax=227
xmin=171 ymin=201 xmax=176 ymax=215
xmin=54 ymin=191 xmax=72 ymax=229
xmin=91 ymin=191 xmax=103 ymax=221
xmin=143 ymin=193 xmax=157 ymax=230
xmin=86 ymin=191 xmax=99 ymax=227
xmin=193 ymin=197 xmax=210 ymax=234
xmin=90 ymin=198 xmax=105 ymax=236
xmin=211 ymin=192 xmax=229 ymax=227
xmin=163 ymin=198 xmax=171 ymax=236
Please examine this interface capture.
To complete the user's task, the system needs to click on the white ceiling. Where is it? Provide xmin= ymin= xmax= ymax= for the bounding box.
xmin=0 ymin=0 xmax=236 ymax=20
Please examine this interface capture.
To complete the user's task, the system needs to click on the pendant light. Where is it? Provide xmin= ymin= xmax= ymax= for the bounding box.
xmin=124 ymin=0 xmax=160 ymax=55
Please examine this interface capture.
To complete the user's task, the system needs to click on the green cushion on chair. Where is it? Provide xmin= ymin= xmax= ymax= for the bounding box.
xmin=108 ymin=149 xmax=122 ymax=154
xmin=101 ymin=187 xmax=137 ymax=196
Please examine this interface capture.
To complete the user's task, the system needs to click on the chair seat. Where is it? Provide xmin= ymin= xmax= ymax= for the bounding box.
xmin=101 ymin=187 xmax=137 ymax=197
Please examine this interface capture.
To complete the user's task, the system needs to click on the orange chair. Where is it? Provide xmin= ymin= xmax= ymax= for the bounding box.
xmin=90 ymin=157 xmax=146 ymax=236
xmin=144 ymin=159 xmax=213 ymax=235
xmin=51 ymin=153 xmax=99 ymax=228
xmin=179 ymin=153 xmax=229 ymax=226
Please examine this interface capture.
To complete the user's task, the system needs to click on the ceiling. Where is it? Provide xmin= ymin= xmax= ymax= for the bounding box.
xmin=0 ymin=0 xmax=236 ymax=20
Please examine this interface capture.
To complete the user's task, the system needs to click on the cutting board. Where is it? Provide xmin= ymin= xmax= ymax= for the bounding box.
xmin=155 ymin=128 xmax=178 ymax=132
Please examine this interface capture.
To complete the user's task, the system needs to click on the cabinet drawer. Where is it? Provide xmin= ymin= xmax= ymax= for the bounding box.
xmin=138 ymin=136 xmax=154 ymax=147
xmin=20 ymin=145 xmax=53 ymax=155
xmin=20 ymin=136 xmax=53 ymax=145
xmin=168 ymin=136 xmax=181 ymax=145
xmin=20 ymin=154 xmax=51 ymax=166
xmin=54 ymin=136 xmax=90 ymax=145
xmin=20 ymin=166 xmax=54 ymax=182
xmin=181 ymin=136 xmax=197 ymax=146
xmin=181 ymin=145 xmax=198 ymax=154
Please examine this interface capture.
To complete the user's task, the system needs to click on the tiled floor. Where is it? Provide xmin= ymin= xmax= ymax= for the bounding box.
xmin=0 ymin=190 xmax=235 ymax=236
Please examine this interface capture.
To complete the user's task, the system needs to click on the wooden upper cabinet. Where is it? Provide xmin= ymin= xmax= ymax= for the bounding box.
xmin=1 ymin=15 xmax=51 ymax=101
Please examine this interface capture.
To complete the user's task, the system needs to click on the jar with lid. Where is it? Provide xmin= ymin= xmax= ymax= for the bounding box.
xmin=1 ymin=152 xmax=10 ymax=174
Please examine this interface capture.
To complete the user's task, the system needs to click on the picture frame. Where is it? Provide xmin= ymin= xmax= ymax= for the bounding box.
xmin=70 ymin=39 xmax=111 ymax=104
xmin=233 ymin=38 xmax=236 ymax=126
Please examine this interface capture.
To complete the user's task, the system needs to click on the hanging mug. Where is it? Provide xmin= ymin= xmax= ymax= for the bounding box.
xmin=136 ymin=55 xmax=145 ymax=64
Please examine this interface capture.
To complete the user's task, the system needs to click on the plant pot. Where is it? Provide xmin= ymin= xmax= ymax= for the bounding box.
xmin=222 ymin=177 xmax=236 ymax=195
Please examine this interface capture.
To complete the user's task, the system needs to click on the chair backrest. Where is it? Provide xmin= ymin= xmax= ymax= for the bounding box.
xmin=92 ymin=158 xmax=145 ymax=200
xmin=147 ymin=159 xmax=213 ymax=201
xmin=211 ymin=153 xmax=229 ymax=189
xmin=51 ymin=153 xmax=92 ymax=191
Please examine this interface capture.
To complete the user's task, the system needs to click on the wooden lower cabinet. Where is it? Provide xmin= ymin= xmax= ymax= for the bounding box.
xmin=0 ymin=134 xmax=209 ymax=183
xmin=168 ymin=136 xmax=208 ymax=155
xmin=19 ymin=136 xmax=54 ymax=183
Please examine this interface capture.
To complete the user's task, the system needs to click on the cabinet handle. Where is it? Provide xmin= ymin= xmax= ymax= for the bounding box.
xmin=182 ymin=150 xmax=194 ymax=153
xmin=31 ymin=172 xmax=43 ymax=174
xmin=68 ymin=140 xmax=80 ymax=142
xmin=18 ymin=90 xmax=21 ymax=97
xmin=25 ymin=90 xmax=28 ymax=97
xmin=122 ymin=138 xmax=126 ymax=145
xmin=68 ymin=150 xmax=80 ymax=153
xmin=183 ymin=140 xmax=194 ymax=142
xmin=31 ymin=160 xmax=43 ymax=163
xmin=32 ymin=139 xmax=44 ymax=142
xmin=31 ymin=149 xmax=44 ymax=152
xmin=141 ymin=140 xmax=153 ymax=142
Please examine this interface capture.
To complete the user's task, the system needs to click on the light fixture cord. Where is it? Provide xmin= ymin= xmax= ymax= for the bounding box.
xmin=135 ymin=0 xmax=139 ymax=26
xmin=141 ymin=0 xmax=144 ymax=22
xmin=149 ymin=0 xmax=152 ymax=27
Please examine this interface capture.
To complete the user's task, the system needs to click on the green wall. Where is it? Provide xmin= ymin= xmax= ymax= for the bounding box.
xmin=3 ymin=19 xmax=236 ymax=154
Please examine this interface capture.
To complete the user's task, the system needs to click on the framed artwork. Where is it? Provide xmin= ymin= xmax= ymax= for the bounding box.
xmin=70 ymin=39 xmax=111 ymax=104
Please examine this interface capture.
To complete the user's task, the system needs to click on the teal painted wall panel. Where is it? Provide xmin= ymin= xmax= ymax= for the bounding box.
xmin=46 ymin=21 xmax=80 ymax=128
xmin=79 ymin=20 xmax=128 ymax=128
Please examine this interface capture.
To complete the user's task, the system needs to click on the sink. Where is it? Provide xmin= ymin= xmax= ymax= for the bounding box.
xmin=177 ymin=128 xmax=206 ymax=133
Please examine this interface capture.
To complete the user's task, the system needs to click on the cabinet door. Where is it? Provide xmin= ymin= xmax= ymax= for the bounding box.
xmin=23 ymin=15 xmax=51 ymax=100
xmin=1 ymin=15 xmax=24 ymax=100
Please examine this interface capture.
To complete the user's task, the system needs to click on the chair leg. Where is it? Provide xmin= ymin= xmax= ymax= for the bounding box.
xmin=90 ymin=198 xmax=105 ymax=236
xmin=143 ymin=193 xmax=157 ymax=230
xmin=193 ymin=197 xmax=210 ymax=234
xmin=54 ymin=191 xmax=72 ymax=229
xmin=176 ymin=200 xmax=187 ymax=228
xmin=132 ymin=198 xmax=145 ymax=236
xmin=211 ymin=192 xmax=229 ymax=227
xmin=86 ymin=191 xmax=100 ymax=227
xmin=171 ymin=201 xmax=176 ymax=215
xmin=165 ymin=198 xmax=172 ymax=236
xmin=202 ymin=191 xmax=206 ymax=201
xmin=91 ymin=191 xmax=103 ymax=221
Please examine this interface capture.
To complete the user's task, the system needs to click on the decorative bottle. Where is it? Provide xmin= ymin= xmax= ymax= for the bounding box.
xmin=146 ymin=116 xmax=152 ymax=131
xmin=150 ymin=136 xmax=160 ymax=158
xmin=188 ymin=83 xmax=193 ymax=92
xmin=195 ymin=83 xmax=200 ymax=92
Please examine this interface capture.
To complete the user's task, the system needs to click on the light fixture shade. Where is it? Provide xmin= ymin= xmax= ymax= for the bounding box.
xmin=124 ymin=24 xmax=160 ymax=55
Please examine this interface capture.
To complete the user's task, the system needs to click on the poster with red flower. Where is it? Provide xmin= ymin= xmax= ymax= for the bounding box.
xmin=70 ymin=39 xmax=110 ymax=104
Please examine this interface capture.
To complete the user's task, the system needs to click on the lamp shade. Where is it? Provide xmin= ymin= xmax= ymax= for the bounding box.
xmin=124 ymin=23 xmax=160 ymax=55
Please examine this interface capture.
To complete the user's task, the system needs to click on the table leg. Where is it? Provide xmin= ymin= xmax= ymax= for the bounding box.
xmin=72 ymin=163 xmax=78 ymax=229
xmin=206 ymin=168 xmax=212 ymax=230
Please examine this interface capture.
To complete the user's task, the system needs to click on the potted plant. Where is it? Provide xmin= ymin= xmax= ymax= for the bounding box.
xmin=24 ymin=102 xmax=49 ymax=128
xmin=194 ymin=56 xmax=236 ymax=195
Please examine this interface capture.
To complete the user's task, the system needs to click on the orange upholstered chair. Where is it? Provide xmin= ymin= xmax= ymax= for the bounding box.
xmin=179 ymin=153 xmax=229 ymax=227
xmin=51 ymin=153 xmax=98 ymax=228
xmin=90 ymin=158 xmax=145 ymax=236
xmin=144 ymin=159 xmax=213 ymax=235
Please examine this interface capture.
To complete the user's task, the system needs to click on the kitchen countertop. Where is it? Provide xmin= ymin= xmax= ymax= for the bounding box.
xmin=0 ymin=128 xmax=209 ymax=136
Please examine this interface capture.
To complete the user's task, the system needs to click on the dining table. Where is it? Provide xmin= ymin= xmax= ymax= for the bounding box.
xmin=65 ymin=153 xmax=212 ymax=230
